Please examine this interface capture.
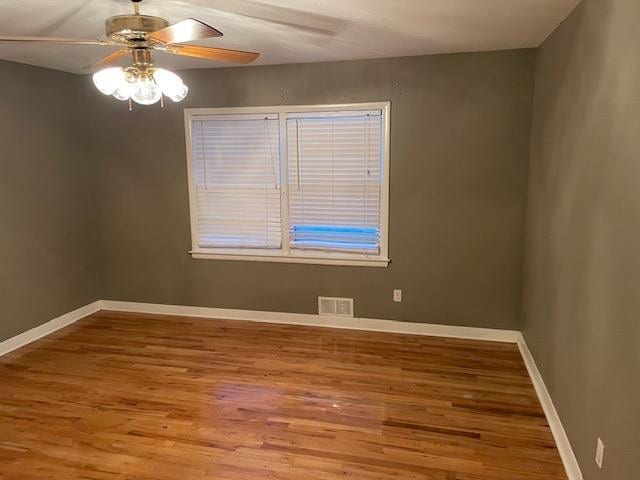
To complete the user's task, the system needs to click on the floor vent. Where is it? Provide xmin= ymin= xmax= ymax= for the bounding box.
xmin=318 ymin=297 xmax=354 ymax=317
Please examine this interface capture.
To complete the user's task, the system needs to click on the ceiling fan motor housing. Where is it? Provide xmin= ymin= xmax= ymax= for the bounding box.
xmin=105 ymin=15 xmax=169 ymax=44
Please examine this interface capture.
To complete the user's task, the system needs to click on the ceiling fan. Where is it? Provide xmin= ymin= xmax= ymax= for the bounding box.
xmin=0 ymin=0 xmax=260 ymax=106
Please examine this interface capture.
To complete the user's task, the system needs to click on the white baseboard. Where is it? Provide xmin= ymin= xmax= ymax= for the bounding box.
xmin=99 ymin=300 xmax=521 ymax=343
xmin=0 ymin=299 xmax=581 ymax=480
xmin=0 ymin=300 xmax=102 ymax=357
xmin=517 ymin=333 xmax=583 ymax=480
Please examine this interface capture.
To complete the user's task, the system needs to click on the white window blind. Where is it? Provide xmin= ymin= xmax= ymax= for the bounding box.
xmin=191 ymin=114 xmax=281 ymax=249
xmin=286 ymin=110 xmax=383 ymax=253
xmin=186 ymin=103 xmax=390 ymax=267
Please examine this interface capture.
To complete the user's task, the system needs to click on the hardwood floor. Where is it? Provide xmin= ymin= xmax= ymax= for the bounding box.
xmin=0 ymin=311 xmax=566 ymax=480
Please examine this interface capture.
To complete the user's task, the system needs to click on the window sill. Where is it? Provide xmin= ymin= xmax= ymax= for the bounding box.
xmin=189 ymin=250 xmax=390 ymax=267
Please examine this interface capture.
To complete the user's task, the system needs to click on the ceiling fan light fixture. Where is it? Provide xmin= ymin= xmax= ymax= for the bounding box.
xmin=92 ymin=65 xmax=188 ymax=106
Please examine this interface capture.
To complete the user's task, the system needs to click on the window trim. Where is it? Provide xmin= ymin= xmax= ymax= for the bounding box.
xmin=184 ymin=102 xmax=391 ymax=267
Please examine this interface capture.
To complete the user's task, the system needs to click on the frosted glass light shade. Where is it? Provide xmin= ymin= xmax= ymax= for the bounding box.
xmin=92 ymin=67 xmax=125 ymax=95
xmin=131 ymin=78 xmax=162 ymax=105
xmin=112 ymin=82 xmax=132 ymax=101
xmin=153 ymin=68 xmax=189 ymax=102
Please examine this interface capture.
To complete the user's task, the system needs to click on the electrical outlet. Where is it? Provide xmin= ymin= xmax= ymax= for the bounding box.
xmin=595 ymin=437 xmax=604 ymax=469
xmin=393 ymin=289 xmax=402 ymax=302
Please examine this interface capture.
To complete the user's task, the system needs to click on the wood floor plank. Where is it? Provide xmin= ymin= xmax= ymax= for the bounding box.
xmin=0 ymin=311 xmax=566 ymax=479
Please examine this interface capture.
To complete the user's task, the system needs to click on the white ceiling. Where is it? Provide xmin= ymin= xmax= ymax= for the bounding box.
xmin=0 ymin=0 xmax=580 ymax=74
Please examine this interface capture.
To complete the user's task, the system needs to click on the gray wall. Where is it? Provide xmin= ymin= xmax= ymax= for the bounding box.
xmin=522 ymin=0 xmax=640 ymax=478
xmin=90 ymin=50 xmax=535 ymax=330
xmin=0 ymin=60 xmax=101 ymax=342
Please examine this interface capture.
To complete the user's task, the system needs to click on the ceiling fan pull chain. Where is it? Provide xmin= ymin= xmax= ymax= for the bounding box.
xmin=128 ymin=98 xmax=133 ymax=111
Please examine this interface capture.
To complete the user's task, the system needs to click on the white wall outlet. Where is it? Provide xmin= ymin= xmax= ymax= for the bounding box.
xmin=595 ymin=437 xmax=605 ymax=469
xmin=393 ymin=289 xmax=402 ymax=302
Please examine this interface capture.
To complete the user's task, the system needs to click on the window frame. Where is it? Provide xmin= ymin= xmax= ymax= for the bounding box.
xmin=184 ymin=102 xmax=391 ymax=267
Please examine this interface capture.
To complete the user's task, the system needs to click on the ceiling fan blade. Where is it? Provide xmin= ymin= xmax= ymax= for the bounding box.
xmin=148 ymin=18 xmax=222 ymax=44
xmin=85 ymin=49 xmax=129 ymax=70
xmin=164 ymin=44 xmax=259 ymax=64
xmin=0 ymin=35 xmax=109 ymax=46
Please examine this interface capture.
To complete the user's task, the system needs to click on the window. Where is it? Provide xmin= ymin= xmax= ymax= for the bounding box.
xmin=185 ymin=103 xmax=390 ymax=267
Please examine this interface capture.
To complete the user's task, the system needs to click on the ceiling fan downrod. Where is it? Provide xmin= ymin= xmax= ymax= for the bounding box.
xmin=132 ymin=0 xmax=142 ymax=16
